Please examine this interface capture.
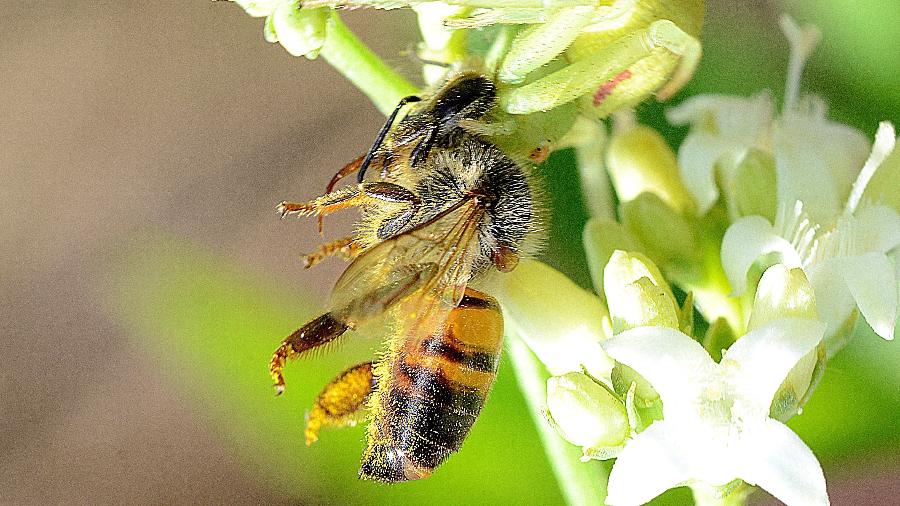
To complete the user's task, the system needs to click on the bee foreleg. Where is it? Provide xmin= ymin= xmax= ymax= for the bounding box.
xmin=325 ymin=154 xmax=366 ymax=194
xmin=301 ymin=236 xmax=362 ymax=269
xmin=305 ymin=362 xmax=377 ymax=446
xmin=269 ymin=312 xmax=351 ymax=395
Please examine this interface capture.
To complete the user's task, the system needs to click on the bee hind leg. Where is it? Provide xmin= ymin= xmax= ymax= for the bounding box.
xmin=269 ymin=312 xmax=351 ymax=395
xmin=305 ymin=362 xmax=377 ymax=446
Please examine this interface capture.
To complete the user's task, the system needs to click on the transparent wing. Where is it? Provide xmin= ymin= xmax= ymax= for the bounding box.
xmin=329 ymin=198 xmax=486 ymax=332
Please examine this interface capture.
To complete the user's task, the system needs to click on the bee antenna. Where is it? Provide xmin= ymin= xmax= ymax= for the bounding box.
xmin=357 ymin=95 xmax=422 ymax=183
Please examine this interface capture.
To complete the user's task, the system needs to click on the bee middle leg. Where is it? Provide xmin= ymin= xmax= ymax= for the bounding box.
xmin=278 ymin=182 xmax=419 ymax=221
xmin=301 ymin=236 xmax=361 ymax=269
xmin=305 ymin=362 xmax=377 ymax=446
xmin=269 ymin=312 xmax=351 ymax=395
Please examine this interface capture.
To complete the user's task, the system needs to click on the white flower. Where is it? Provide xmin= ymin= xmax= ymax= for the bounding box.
xmin=603 ymin=318 xmax=828 ymax=506
xmin=665 ymin=91 xmax=774 ymax=215
xmin=666 ymin=16 xmax=871 ymax=226
xmin=721 ymin=124 xmax=900 ymax=348
xmin=669 ymin=12 xmax=900 ymax=348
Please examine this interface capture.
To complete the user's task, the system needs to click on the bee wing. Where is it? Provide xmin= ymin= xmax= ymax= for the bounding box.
xmin=329 ymin=197 xmax=486 ymax=330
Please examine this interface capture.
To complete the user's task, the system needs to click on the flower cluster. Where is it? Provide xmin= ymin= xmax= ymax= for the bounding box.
xmin=228 ymin=0 xmax=704 ymax=119
xmin=498 ymin=15 xmax=898 ymax=506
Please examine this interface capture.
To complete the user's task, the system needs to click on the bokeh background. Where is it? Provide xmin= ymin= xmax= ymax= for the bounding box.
xmin=2 ymin=0 xmax=898 ymax=504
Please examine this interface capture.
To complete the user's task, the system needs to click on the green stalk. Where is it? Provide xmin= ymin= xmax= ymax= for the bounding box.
xmin=507 ymin=333 xmax=608 ymax=506
xmin=319 ymin=14 xmax=419 ymax=115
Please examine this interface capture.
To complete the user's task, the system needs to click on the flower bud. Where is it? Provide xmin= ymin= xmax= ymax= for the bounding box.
xmin=613 ymin=277 xmax=680 ymax=333
xmin=568 ymin=0 xmax=705 ymax=118
xmin=606 ymin=124 xmax=695 ymax=215
xmin=547 ymin=372 xmax=629 ymax=450
xmin=603 ymin=251 xmax=679 ymax=333
xmin=497 ymin=260 xmax=614 ymax=381
xmin=583 ymin=218 xmax=639 ymax=299
xmin=749 ymin=264 xmax=817 ymax=330
xmin=732 ymin=148 xmax=777 ymax=221
xmin=751 ymin=264 xmax=826 ymax=421
xmin=620 ymin=193 xmax=699 ymax=267
xmin=271 ymin=1 xmax=330 ymax=59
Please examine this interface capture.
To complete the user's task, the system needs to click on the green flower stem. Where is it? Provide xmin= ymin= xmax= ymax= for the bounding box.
xmin=319 ymin=14 xmax=419 ymax=115
xmin=684 ymin=278 xmax=745 ymax=337
xmin=507 ymin=332 xmax=608 ymax=506
xmin=676 ymin=208 xmax=746 ymax=335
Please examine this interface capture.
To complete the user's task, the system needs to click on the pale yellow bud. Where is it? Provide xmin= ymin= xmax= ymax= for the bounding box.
xmin=547 ymin=372 xmax=629 ymax=449
xmin=606 ymin=125 xmax=695 ymax=214
xmin=272 ymin=2 xmax=330 ymax=59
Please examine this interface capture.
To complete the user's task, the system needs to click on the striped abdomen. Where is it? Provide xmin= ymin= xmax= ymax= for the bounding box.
xmin=359 ymin=288 xmax=504 ymax=482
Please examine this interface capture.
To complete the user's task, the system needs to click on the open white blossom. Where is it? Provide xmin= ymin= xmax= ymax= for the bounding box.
xmin=666 ymin=16 xmax=871 ymax=226
xmin=666 ymin=13 xmax=900 ymax=348
xmin=603 ymin=318 xmax=828 ymax=506
xmin=721 ymin=124 xmax=900 ymax=349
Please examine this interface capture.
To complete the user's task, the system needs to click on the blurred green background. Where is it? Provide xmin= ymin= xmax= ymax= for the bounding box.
xmin=2 ymin=0 xmax=897 ymax=504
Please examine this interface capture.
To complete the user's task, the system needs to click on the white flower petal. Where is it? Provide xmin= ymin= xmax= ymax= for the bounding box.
xmin=605 ymin=326 xmax=715 ymax=416
xmin=605 ymin=422 xmax=693 ymax=506
xmin=860 ymin=130 xmax=900 ymax=213
xmin=836 ymin=252 xmax=898 ymax=340
xmin=736 ymin=418 xmax=829 ymax=506
xmin=774 ymin=113 xmax=870 ymax=226
xmin=498 ymin=260 xmax=615 ymax=379
xmin=852 ymin=204 xmax=900 ymax=255
xmin=722 ymin=318 xmax=825 ymax=412
xmin=846 ymin=122 xmax=896 ymax=214
xmin=667 ymin=93 xmax=773 ymax=214
xmin=721 ymin=216 xmax=804 ymax=295
xmin=806 ymin=259 xmax=857 ymax=342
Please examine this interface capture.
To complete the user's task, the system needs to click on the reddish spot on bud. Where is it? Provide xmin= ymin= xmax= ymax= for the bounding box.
xmin=528 ymin=141 xmax=551 ymax=163
xmin=593 ymin=70 xmax=633 ymax=106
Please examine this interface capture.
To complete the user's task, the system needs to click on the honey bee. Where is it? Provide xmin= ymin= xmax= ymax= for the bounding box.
xmin=269 ymin=72 xmax=544 ymax=482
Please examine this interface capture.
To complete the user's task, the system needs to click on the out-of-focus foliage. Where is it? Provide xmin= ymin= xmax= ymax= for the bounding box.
xmin=108 ymin=234 xmax=598 ymax=504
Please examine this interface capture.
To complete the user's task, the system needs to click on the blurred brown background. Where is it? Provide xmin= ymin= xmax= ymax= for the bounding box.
xmin=1 ymin=1 xmax=417 ymax=502
xmin=2 ymin=1 xmax=898 ymax=504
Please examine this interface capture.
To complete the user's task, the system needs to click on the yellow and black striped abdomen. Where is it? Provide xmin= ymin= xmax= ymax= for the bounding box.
xmin=360 ymin=288 xmax=504 ymax=482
